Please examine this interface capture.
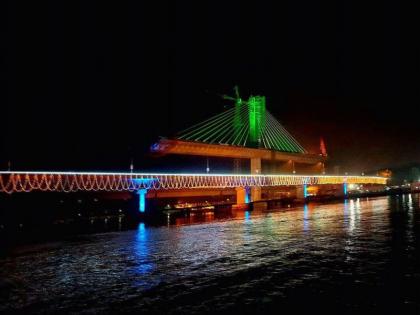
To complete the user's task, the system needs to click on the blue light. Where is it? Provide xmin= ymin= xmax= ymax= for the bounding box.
xmin=303 ymin=184 xmax=308 ymax=198
xmin=245 ymin=187 xmax=250 ymax=203
xmin=134 ymin=222 xmax=154 ymax=283
xmin=138 ymin=189 xmax=147 ymax=212
xmin=245 ymin=210 xmax=250 ymax=221
xmin=138 ymin=222 xmax=146 ymax=234
xmin=150 ymin=143 xmax=161 ymax=152
xmin=343 ymin=183 xmax=348 ymax=195
xmin=131 ymin=178 xmax=157 ymax=185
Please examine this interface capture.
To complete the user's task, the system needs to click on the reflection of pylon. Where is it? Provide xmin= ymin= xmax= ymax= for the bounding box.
xmin=233 ymin=158 xmax=241 ymax=174
xmin=320 ymin=137 xmax=327 ymax=156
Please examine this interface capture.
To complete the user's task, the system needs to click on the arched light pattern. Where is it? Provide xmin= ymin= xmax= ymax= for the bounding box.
xmin=0 ymin=171 xmax=387 ymax=194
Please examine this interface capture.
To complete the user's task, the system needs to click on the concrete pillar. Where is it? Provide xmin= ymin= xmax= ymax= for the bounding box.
xmin=236 ymin=187 xmax=251 ymax=204
xmin=250 ymin=157 xmax=261 ymax=202
xmin=233 ymin=158 xmax=241 ymax=174
xmin=235 ymin=187 xmax=246 ymax=205
xmin=249 ymin=157 xmax=262 ymax=202
xmin=137 ymin=189 xmax=147 ymax=212
xmin=296 ymin=185 xmax=306 ymax=200
xmin=250 ymin=157 xmax=261 ymax=174
xmin=250 ymin=187 xmax=261 ymax=202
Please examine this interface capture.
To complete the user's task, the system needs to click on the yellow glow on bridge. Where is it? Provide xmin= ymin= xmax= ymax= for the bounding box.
xmin=0 ymin=171 xmax=387 ymax=194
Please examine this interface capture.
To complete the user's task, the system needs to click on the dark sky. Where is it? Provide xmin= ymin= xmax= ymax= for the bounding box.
xmin=2 ymin=1 xmax=419 ymax=173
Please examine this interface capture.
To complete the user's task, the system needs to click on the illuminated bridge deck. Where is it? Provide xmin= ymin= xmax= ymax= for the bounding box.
xmin=0 ymin=171 xmax=387 ymax=194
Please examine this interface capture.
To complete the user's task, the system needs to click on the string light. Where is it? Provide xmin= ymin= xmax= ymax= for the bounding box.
xmin=0 ymin=171 xmax=387 ymax=194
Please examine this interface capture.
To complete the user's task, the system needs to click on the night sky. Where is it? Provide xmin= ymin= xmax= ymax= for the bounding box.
xmin=2 ymin=1 xmax=419 ymax=173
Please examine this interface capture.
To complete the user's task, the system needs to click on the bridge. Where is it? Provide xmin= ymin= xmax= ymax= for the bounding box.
xmin=0 ymin=171 xmax=387 ymax=212
xmin=0 ymin=171 xmax=386 ymax=193
xmin=0 ymin=90 xmax=389 ymax=214
xmin=151 ymin=92 xmax=327 ymax=174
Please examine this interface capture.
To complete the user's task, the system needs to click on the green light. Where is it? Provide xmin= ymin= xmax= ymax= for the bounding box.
xmin=176 ymin=92 xmax=306 ymax=154
xmin=248 ymin=96 xmax=266 ymax=147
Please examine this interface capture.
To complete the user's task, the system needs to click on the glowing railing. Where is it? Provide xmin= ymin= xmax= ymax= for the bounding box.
xmin=0 ymin=171 xmax=387 ymax=194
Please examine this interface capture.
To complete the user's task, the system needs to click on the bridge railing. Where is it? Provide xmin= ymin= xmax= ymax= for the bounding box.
xmin=0 ymin=171 xmax=387 ymax=194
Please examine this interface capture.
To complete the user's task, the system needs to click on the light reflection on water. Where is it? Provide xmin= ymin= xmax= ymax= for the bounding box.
xmin=1 ymin=194 xmax=420 ymax=313
xmin=303 ymin=204 xmax=309 ymax=232
xmin=133 ymin=223 xmax=154 ymax=285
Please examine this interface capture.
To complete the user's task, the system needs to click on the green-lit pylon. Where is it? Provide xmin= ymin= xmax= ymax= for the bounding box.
xmin=176 ymin=87 xmax=307 ymax=154
xmin=248 ymin=95 xmax=266 ymax=147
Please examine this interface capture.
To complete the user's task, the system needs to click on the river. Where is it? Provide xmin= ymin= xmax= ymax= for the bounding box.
xmin=1 ymin=194 xmax=419 ymax=314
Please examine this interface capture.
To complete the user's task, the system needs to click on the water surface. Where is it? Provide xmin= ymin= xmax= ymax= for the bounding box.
xmin=1 ymin=195 xmax=419 ymax=314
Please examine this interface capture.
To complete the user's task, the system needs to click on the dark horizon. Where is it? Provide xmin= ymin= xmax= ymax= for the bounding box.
xmin=2 ymin=1 xmax=419 ymax=173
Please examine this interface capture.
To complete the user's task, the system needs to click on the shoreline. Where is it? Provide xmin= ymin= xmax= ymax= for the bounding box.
xmin=0 ymin=189 xmax=418 ymax=250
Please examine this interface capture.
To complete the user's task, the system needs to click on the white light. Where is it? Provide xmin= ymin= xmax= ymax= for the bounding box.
xmin=0 ymin=170 xmax=388 ymax=194
xmin=0 ymin=170 xmax=386 ymax=179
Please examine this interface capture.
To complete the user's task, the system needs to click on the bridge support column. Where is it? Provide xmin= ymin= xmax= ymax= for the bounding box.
xmin=295 ymin=185 xmax=307 ymax=201
xmin=235 ymin=187 xmax=250 ymax=205
xmin=250 ymin=157 xmax=262 ymax=202
xmin=137 ymin=189 xmax=148 ymax=212
xmin=343 ymin=183 xmax=348 ymax=197
xmin=250 ymin=158 xmax=261 ymax=174
xmin=250 ymin=187 xmax=261 ymax=202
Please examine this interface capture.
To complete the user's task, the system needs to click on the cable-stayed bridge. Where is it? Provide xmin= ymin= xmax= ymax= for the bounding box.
xmin=0 ymin=91 xmax=389 ymax=213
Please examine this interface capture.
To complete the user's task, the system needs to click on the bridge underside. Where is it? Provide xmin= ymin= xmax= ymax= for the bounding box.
xmin=146 ymin=184 xmax=386 ymax=205
xmin=152 ymin=139 xmax=326 ymax=165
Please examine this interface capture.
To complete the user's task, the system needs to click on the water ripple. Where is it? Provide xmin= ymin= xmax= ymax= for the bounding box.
xmin=1 ymin=194 xmax=420 ymax=313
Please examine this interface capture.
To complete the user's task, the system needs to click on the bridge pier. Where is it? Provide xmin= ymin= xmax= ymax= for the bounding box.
xmin=250 ymin=187 xmax=261 ymax=202
xmin=250 ymin=157 xmax=261 ymax=174
xmin=295 ymin=184 xmax=308 ymax=201
xmin=249 ymin=157 xmax=262 ymax=204
xmin=235 ymin=187 xmax=250 ymax=205
xmin=137 ymin=189 xmax=148 ymax=213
